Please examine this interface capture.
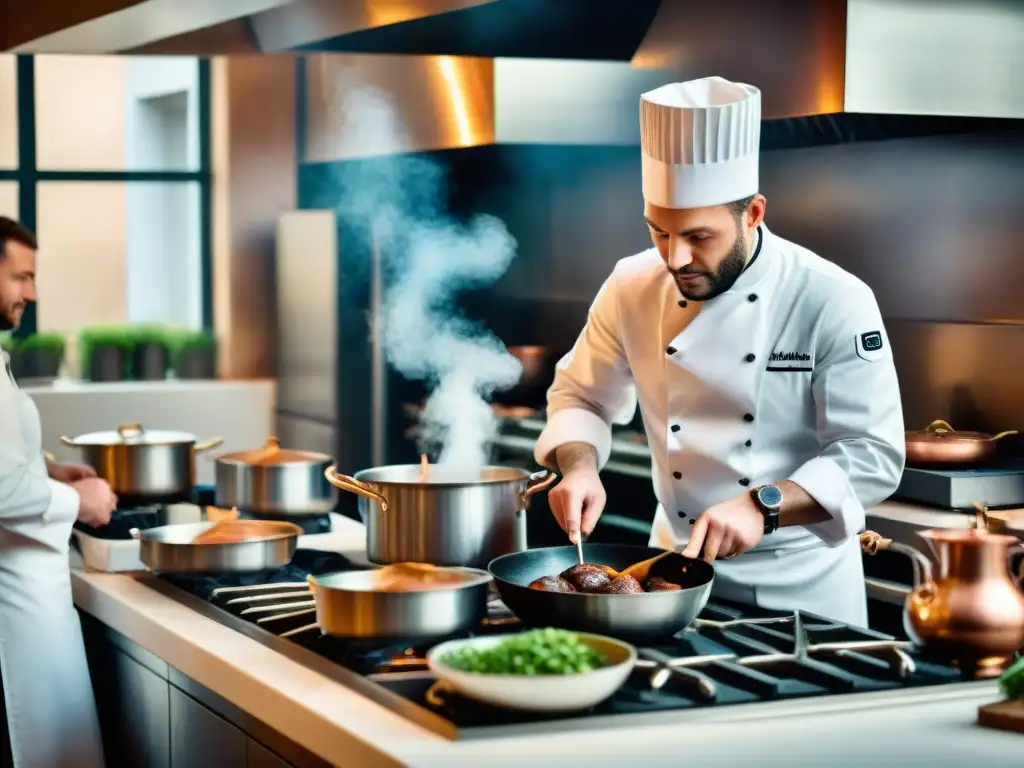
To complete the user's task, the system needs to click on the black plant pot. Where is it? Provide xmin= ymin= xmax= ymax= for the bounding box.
xmin=13 ymin=348 xmax=63 ymax=380
xmin=175 ymin=347 xmax=217 ymax=379
xmin=133 ymin=342 xmax=169 ymax=381
xmin=88 ymin=346 xmax=126 ymax=382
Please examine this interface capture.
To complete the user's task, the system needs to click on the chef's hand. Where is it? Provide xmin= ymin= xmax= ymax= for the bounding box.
xmin=548 ymin=468 xmax=606 ymax=544
xmin=48 ymin=460 xmax=97 ymax=484
xmin=681 ymin=493 xmax=764 ymax=563
xmin=72 ymin=477 xmax=118 ymax=527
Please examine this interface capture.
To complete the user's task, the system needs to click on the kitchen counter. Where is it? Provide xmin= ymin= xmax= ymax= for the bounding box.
xmin=70 ymin=515 xmax=1020 ymax=768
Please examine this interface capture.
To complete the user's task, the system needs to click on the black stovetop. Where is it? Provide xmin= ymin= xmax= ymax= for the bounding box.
xmin=147 ymin=549 xmax=968 ymax=739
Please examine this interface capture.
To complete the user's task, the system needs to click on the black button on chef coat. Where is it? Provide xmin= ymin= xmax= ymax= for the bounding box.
xmin=673 ymin=471 xmax=682 ymax=479
xmin=745 ymin=353 xmax=756 ymax=363
xmin=748 ymin=293 xmax=758 ymax=302
xmin=677 ymin=510 xmax=686 ymax=518
xmin=745 ymin=439 xmax=752 ymax=447
xmin=739 ymin=478 xmax=750 ymax=487
xmin=670 ymin=424 xmax=680 ymax=432
xmin=678 ymin=300 xmax=687 ymax=308
xmin=666 ymin=346 xmax=677 ymax=355
xmin=743 ymin=413 xmax=755 ymax=422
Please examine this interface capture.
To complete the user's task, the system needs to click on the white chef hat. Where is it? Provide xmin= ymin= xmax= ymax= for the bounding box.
xmin=639 ymin=76 xmax=761 ymax=209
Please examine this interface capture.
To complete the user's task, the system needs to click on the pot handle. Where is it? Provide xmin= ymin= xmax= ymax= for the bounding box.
xmin=324 ymin=466 xmax=389 ymax=510
xmin=991 ymin=430 xmax=1019 ymax=442
xmin=520 ymin=469 xmax=557 ymax=508
xmin=117 ymin=423 xmax=144 ymax=441
xmin=194 ymin=437 xmax=224 ymax=453
xmin=859 ymin=530 xmax=935 ymax=598
xmin=129 ymin=528 xmax=142 ymax=540
xmin=923 ymin=419 xmax=955 ymax=434
xmin=59 ymin=435 xmax=77 ymax=446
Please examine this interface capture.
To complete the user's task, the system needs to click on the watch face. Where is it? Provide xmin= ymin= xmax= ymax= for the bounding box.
xmin=757 ymin=484 xmax=783 ymax=509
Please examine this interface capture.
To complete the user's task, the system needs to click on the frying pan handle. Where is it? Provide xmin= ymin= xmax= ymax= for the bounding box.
xmin=923 ymin=419 xmax=954 ymax=434
xmin=324 ymin=466 xmax=389 ymax=510
xmin=279 ymin=622 xmax=320 ymax=639
xmin=521 ymin=470 xmax=557 ymax=508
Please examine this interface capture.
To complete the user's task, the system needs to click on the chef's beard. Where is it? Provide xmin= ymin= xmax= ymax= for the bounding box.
xmin=0 ymin=300 xmax=22 ymax=331
xmin=669 ymin=225 xmax=749 ymax=301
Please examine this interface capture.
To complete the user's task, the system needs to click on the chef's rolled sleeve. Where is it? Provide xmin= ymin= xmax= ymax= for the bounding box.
xmin=789 ymin=286 xmax=905 ymax=546
xmin=534 ymin=268 xmax=636 ymax=471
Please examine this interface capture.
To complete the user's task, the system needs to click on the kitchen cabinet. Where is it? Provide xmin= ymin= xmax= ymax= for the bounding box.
xmin=170 ymin=686 xmax=248 ymax=768
xmin=249 ymin=740 xmax=293 ymax=768
xmin=81 ymin=613 xmax=317 ymax=767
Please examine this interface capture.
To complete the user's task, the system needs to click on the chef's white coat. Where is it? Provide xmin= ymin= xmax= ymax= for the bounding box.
xmin=0 ymin=351 xmax=105 ymax=768
xmin=535 ymin=224 xmax=905 ymax=627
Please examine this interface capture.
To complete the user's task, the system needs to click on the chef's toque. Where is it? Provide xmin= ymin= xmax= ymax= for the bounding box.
xmin=639 ymin=76 xmax=761 ymax=209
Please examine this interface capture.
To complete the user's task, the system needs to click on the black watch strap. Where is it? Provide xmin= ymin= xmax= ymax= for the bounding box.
xmin=752 ymin=484 xmax=782 ymax=534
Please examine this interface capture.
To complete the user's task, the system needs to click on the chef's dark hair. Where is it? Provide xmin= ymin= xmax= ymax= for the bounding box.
xmin=0 ymin=216 xmax=37 ymax=262
xmin=727 ymin=195 xmax=756 ymax=218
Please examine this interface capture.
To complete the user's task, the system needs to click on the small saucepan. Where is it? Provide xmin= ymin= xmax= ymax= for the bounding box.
xmin=905 ymin=420 xmax=1018 ymax=467
xmin=249 ymin=564 xmax=494 ymax=641
xmin=61 ymin=422 xmax=222 ymax=504
xmin=213 ymin=436 xmax=337 ymax=516
xmin=132 ymin=520 xmax=302 ymax=573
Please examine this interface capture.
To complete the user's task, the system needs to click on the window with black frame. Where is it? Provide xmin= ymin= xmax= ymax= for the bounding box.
xmin=0 ymin=53 xmax=212 ymax=379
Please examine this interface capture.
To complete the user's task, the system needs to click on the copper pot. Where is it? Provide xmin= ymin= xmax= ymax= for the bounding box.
xmin=861 ymin=509 xmax=1024 ymax=678
xmin=904 ymin=419 xmax=1018 ymax=466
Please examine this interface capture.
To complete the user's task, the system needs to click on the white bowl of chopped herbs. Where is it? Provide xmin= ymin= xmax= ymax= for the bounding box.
xmin=426 ymin=628 xmax=637 ymax=712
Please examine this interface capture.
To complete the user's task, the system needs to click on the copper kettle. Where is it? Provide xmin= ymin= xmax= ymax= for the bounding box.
xmin=861 ymin=509 xmax=1024 ymax=678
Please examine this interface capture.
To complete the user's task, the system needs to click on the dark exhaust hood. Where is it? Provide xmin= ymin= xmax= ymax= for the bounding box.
xmin=263 ymin=0 xmax=661 ymax=61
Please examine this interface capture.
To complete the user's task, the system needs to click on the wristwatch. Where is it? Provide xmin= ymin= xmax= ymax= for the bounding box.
xmin=752 ymin=484 xmax=783 ymax=534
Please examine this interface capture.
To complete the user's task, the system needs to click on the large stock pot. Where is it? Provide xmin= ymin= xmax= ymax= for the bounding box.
xmin=325 ymin=464 xmax=556 ymax=569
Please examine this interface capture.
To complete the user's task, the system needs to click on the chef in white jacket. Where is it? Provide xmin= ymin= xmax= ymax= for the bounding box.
xmin=534 ymin=77 xmax=905 ymax=627
xmin=0 ymin=216 xmax=113 ymax=767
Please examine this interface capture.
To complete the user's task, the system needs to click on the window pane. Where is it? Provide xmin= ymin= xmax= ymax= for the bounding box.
xmin=37 ymin=181 xmax=201 ymax=371
xmin=0 ymin=182 xmax=17 ymax=219
xmin=0 ymin=55 xmax=16 ymax=168
xmin=35 ymin=56 xmax=200 ymax=171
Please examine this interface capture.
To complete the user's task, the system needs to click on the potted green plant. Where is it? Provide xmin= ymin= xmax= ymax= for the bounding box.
xmin=14 ymin=331 xmax=66 ymax=380
xmin=125 ymin=324 xmax=171 ymax=381
xmin=171 ymin=329 xmax=218 ymax=380
xmin=79 ymin=326 xmax=132 ymax=382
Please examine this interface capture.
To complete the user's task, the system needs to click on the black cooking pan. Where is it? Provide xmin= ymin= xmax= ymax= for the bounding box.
xmin=488 ymin=545 xmax=714 ymax=644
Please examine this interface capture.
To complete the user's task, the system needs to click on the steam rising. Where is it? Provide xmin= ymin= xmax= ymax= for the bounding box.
xmin=332 ymin=86 xmax=522 ymax=471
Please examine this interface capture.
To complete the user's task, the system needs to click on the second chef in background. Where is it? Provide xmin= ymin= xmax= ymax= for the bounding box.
xmin=534 ymin=76 xmax=905 ymax=627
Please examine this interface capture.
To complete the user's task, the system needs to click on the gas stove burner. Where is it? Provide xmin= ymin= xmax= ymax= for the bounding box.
xmin=146 ymin=555 xmax=970 ymax=739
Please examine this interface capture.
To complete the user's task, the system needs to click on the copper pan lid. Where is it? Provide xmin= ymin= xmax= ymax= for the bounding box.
xmin=216 ymin=436 xmax=331 ymax=466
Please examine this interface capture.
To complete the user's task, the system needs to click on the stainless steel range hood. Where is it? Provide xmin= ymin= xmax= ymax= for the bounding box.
xmin=10 ymin=0 xmax=1021 ymax=121
xmin=632 ymin=0 xmax=1024 ymax=119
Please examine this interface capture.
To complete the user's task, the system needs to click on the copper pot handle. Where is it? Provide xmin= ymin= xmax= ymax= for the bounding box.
xmin=923 ymin=419 xmax=954 ymax=434
xmin=990 ymin=430 xmax=1018 ymax=442
xmin=117 ymin=422 xmax=144 ymax=440
xmin=860 ymin=530 xmax=935 ymax=597
xmin=520 ymin=469 xmax=557 ymax=508
xmin=324 ymin=466 xmax=389 ymax=510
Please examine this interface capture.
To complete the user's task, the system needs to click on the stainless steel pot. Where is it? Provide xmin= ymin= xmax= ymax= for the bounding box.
xmin=325 ymin=464 xmax=557 ymax=568
xmin=61 ymin=422 xmax=222 ymax=503
xmin=132 ymin=520 xmax=301 ymax=573
xmin=213 ymin=436 xmax=336 ymax=516
xmin=274 ymin=567 xmax=492 ymax=640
